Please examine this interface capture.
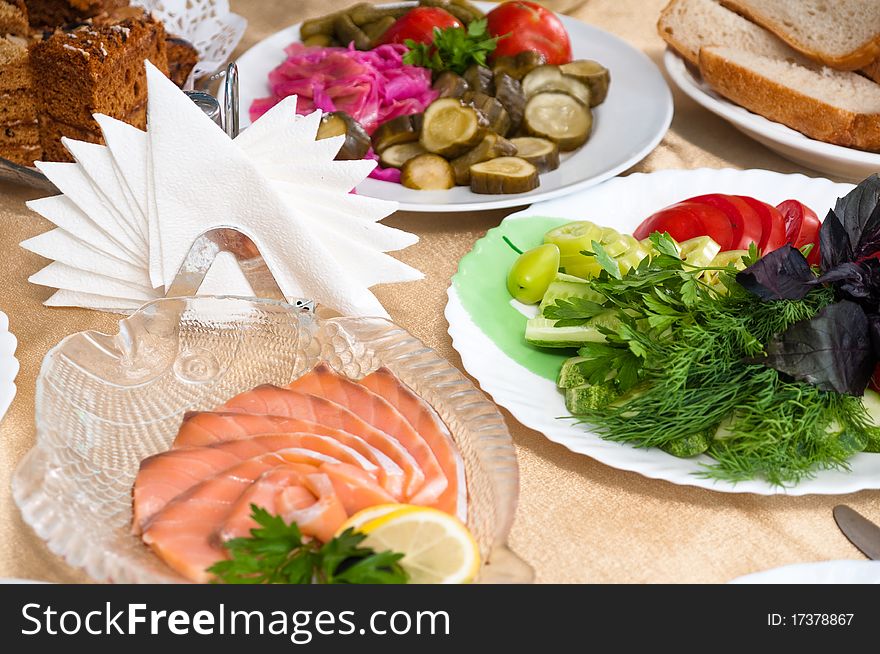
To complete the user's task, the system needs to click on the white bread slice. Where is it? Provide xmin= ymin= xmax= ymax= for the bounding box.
xmin=658 ymin=0 xmax=802 ymax=66
xmin=863 ymin=58 xmax=880 ymax=84
xmin=721 ymin=0 xmax=880 ymax=70
xmin=699 ymin=46 xmax=880 ymax=150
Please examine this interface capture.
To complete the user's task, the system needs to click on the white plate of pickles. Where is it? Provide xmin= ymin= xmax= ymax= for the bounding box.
xmin=232 ymin=1 xmax=673 ymax=212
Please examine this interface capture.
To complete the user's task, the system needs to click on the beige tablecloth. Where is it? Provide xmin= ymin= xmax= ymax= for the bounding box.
xmin=1 ymin=0 xmax=877 ymax=584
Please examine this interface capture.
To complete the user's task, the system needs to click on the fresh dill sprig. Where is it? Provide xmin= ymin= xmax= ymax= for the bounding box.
xmin=549 ymin=237 xmax=868 ymax=485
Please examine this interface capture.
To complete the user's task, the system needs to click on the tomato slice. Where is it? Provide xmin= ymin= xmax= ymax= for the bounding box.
xmin=687 ymin=194 xmax=761 ymax=251
xmin=633 ymin=202 xmax=732 ymax=247
xmin=738 ymin=196 xmax=786 ymax=254
xmin=777 ymin=199 xmax=821 ymax=265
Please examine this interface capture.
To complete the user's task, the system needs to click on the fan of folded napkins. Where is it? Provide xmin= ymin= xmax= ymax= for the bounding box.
xmin=20 ymin=61 xmax=422 ymax=318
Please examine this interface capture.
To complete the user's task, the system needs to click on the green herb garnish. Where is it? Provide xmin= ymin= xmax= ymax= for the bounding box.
xmin=208 ymin=505 xmax=408 ymax=584
xmin=403 ymin=19 xmax=503 ymax=75
xmin=548 ymin=234 xmax=873 ymax=485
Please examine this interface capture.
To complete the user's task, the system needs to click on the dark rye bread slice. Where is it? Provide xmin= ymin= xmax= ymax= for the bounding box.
xmin=24 ymin=0 xmax=127 ymax=29
xmin=720 ymin=0 xmax=880 ymax=71
xmin=699 ymin=46 xmax=880 ymax=151
xmin=0 ymin=1 xmax=28 ymax=36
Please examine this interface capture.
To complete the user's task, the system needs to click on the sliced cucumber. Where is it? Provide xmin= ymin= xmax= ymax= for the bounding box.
xmin=420 ymin=98 xmax=484 ymax=158
xmin=524 ymin=92 xmax=592 ymax=151
xmin=565 ymin=383 xmax=620 ymax=414
xmin=469 ymin=156 xmax=538 ymax=194
xmin=492 ymin=50 xmax=547 ymax=81
xmin=524 ymin=317 xmax=606 ymax=348
xmin=559 ymin=59 xmax=610 ymax=106
xmin=861 ymin=388 xmax=880 ymax=453
xmin=659 ymin=432 xmax=711 ymax=458
xmin=372 ymin=114 xmax=420 ymax=153
xmin=433 ymin=71 xmax=470 ymax=99
xmin=464 ymin=91 xmax=511 ymax=135
xmin=558 ymin=356 xmax=589 ymax=388
xmin=509 ymin=137 xmax=559 ymax=173
xmin=400 ymin=153 xmax=455 ymax=190
xmin=379 ymin=142 xmax=427 ymax=169
xmin=539 ymin=275 xmax=606 ymax=314
xmin=494 ymin=73 xmax=525 ymax=135
xmin=522 ymin=65 xmax=591 ymax=106
xmin=449 ymin=133 xmax=516 ymax=186
xmin=316 ymin=112 xmax=371 ymax=161
xmin=463 ymin=64 xmax=495 ymax=95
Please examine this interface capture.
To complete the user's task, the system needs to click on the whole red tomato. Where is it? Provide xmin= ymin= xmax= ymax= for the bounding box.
xmin=378 ymin=7 xmax=461 ymax=46
xmin=486 ymin=1 xmax=572 ymax=65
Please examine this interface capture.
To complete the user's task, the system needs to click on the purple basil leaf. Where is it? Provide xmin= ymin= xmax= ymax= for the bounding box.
xmin=817 ymin=259 xmax=880 ymax=308
xmin=819 ymin=209 xmax=853 ymax=271
xmin=736 ymin=245 xmax=815 ymax=300
xmin=763 ymin=300 xmax=873 ymax=395
xmin=833 ymin=173 xmax=880 ymax=255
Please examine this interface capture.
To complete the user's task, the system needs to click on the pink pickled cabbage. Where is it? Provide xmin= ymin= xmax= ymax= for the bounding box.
xmin=251 ymin=42 xmax=437 ymax=135
xmin=250 ymin=43 xmax=436 ymax=183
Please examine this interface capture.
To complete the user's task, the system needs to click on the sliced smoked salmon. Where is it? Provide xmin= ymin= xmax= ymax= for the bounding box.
xmin=359 ymin=367 xmax=466 ymax=519
xmin=216 ymin=389 xmax=427 ymax=498
xmin=174 ymin=411 xmax=406 ymax=499
xmin=285 ymin=365 xmax=450 ymax=510
xmin=134 ymin=434 xmax=378 ymax=533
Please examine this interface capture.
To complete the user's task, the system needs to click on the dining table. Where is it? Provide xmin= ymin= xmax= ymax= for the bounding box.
xmin=1 ymin=0 xmax=878 ymax=584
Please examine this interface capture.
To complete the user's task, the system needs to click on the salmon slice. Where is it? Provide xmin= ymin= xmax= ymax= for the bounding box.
xmin=217 ymin=386 xmax=426 ymax=497
xmin=285 ymin=365 xmax=449 ymax=508
xmin=174 ymin=411 xmax=405 ymax=499
xmin=142 ymin=454 xmax=292 ymax=583
xmin=133 ymin=434 xmax=372 ymax=533
xmin=360 ymin=367 xmax=466 ymax=519
xmin=221 ymin=467 xmax=346 ymax=544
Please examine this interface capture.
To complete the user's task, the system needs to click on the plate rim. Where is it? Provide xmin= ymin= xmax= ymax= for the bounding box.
xmin=229 ymin=4 xmax=674 ymax=213
xmin=663 ymin=49 xmax=880 ymax=166
xmin=729 ymin=559 xmax=880 ymax=584
xmin=445 ymin=167 xmax=880 ymax=496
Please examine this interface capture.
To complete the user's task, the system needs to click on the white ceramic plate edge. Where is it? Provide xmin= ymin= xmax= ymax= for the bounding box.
xmin=730 ymin=560 xmax=880 ymax=584
xmin=446 ymin=167 xmax=880 ymax=495
xmin=0 ymin=310 xmax=18 ymax=422
xmin=228 ymin=3 xmax=674 ymax=212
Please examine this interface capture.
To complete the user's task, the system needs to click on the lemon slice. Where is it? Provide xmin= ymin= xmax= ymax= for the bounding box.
xmin=359 ymin=506 xmax=480 ymax=584
xmin=335 ymin=504 xmax=415 ymax=536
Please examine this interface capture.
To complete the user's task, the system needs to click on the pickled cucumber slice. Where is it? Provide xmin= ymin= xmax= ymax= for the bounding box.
xmin=372 ymin=114 xmax=420 ymax=153
xmin=420 ymin=98 xmax=484 ymax=158
xmin=523 ymin=92 xmax=592 ymax=151
xmin=494 ymin=73 xmax=525 ymax=134
xmin=469 ymin=156 xmax=538 ymax=194
xmin=522 ymin=66 xmax=591 ymax=106
xmin=379 ymin=142 xmax=427 ymax=169
xmin=559 ymin=60 xmax=611 ymax=107
xmin=463 ymin=64 xmax=495 ymax=95
xmin=509 ymin=137 xmax=559 ymax=172
xmin=316 ymin=112 xmax=371 ymax=161
xmin=400 ymin=153 xmax=455 ymax=190
xmin=450 ymin=133 xmax=517 ymax=186
xmin=464 ymin=91 xmax=511 ymax=135
xmin=433 ymin=71 xmax=470 ymax=99
xmin=492 ymin=51 xmax=548 ymax=81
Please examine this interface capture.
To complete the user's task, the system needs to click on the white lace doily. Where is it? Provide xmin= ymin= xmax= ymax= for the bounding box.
xmin=133 ymin=0 xmax=247 ymax=79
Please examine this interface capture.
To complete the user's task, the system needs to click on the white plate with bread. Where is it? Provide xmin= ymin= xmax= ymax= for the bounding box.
xmin=660 ymin=0 xmax=880 ymax=180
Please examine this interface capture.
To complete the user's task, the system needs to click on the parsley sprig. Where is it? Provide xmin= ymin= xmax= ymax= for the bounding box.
xmin=208 ymin=505 xmax=408 ymax=584
xmin=403 ymin=19 xmax=503 ymax=75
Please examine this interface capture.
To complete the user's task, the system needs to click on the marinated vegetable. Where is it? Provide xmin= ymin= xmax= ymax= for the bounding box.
xmin=523 ymin=92 xmax=592 ymax=151
xmin=334 ymin=14 xmax=372 ymax=51
xmin=507 ymin=243 xmax=561 ymax=304
xmin=378 ymin=6 xmax=461 ymax=46
xmin=420 ymin=98 xmax=484 ymax=157
xmin=401 ymin=153 xmax=456 ymax=190
xmin=316 ymin=111 xmax=372 ymax=160
xmin=469 ymin=156 xmax=538 ymax=194
xmin=492 ymin=51 xmax=547 ymax=80
xmin=450 ymin=132 xmax=517 ymax=185
xmin=371 ymin=114 xmax=421 ymax=153
xmin=486 ymin=1 xmax=572 ymax=65
xmin=463 ymin=64 xmax=495 ymax=95
xmin=559 ymin=59 xmax=610 ymax=106
xmin=379 ymin=142 xmax=428 ymax=168
xmin=493 ymin=73 xmax=525 ymax=133
xmin=433 ymin=71 xmax=470 ymax=99
xmin=522 ymin=65 xmax=590 ymax=106
xmin=509 ymin=136 xmax=559 ymax=172
xmin=464 ymin=91 xmax=511 ymax=135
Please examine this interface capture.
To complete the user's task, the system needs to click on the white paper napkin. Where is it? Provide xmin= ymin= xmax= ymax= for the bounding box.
xmin=22 ymin=60 xmax=422 ymax=319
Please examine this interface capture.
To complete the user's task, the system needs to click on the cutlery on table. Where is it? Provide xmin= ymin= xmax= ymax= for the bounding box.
xmin=833 ymin=505 xmax=880 ymax=561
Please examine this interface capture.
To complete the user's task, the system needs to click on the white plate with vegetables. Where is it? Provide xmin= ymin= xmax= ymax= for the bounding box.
xmin=232 ymin=1 xmax=673 ymax=212
xmin=447 ymin=167 xmax=880 ymax=495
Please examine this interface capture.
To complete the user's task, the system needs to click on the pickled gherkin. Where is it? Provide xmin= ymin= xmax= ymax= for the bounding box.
xmin=523 ymin=92 xmax=592 ymax=151
xmin=450 ymin=133 xmax=517 ymax=185
xmin=372 ymin=114 xmax=420 ymax=153
xmin=559 ymin=60 xmax=611 ymax=107
xmin=420 ymin=98 xmax=484 ymax=157
xmin=469 ymin=157 xmax=538 ymax=194
xmin=509 ymin=137 xmax=559 ymax=173
xmin=400 ymin=153 xmax=455 ymax=190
